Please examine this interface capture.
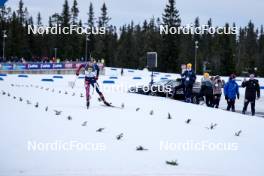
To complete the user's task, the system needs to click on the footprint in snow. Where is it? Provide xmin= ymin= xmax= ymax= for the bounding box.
xmin=82 ymin=121 xmax=87 ymax=126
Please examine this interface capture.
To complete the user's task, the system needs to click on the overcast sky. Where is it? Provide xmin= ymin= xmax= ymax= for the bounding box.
xmin=5 ymin=0 xmax=264 ymax=28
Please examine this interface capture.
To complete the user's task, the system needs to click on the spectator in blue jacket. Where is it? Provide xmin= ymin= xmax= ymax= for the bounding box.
xmin=224 ymin=74 xmax=240 ymax=112
xmin=182 ymin=63 xmax=196 ymax=103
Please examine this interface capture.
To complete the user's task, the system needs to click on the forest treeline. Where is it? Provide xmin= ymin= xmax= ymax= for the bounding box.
xmin=0 ymin=0 xmax=264 ymax=76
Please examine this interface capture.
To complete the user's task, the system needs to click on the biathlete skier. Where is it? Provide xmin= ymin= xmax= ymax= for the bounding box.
xmin=76 ymin=60 xmax=111 ymax=109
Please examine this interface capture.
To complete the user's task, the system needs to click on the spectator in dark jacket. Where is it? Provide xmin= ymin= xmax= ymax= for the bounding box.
xmin=182 ymin=63 xmax=196 ymax=103
xmin=200 ymin=73 xmax=214 ymax=107
xmin=242 ymin=74 xmax=260 ymax=116
xmin=224 ymin=74 xmax=240 ymax=112
xmin=173 ymin=65 xmax=187 ymax=98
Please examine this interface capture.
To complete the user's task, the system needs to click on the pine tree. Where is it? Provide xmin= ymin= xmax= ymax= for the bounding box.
xmin=17 ymin=0 xmax=25 ymax=24
xmin=161 ymin=0 xmax=181 ymax=72
xmin=34 ymin=12 xmax=45 ymax=57
xmin=61 ymin=0 xmax=70 ymax=27
xmin=95 ymin=3 xmax=112 ymax=64
xmin=88 ymin=2 xmax=95 ymax=28
xmin=60 ymin=0 xmax=71 ymax=59
xmin=98 ymin=3 xmax=111 ymax=28
xmin=27 ymin=16 xmax=35 ymax=57
xmin=37 ymin=12 xmax=42 ymax=27
xmin=219 ymin=23 xmax=236 ymax=75
xmin=116 ymin=24 xmax=137 ymax=68
xmin=87 ymin=2 xmax=95 ymax=56
xmin=162 ymin=0 xmax=181 ymax=27
xmin=71 ymin=0 xmax=79 ymax=25
xmin=193 ymin=17 xmax=201 ymax=73
xmin=258 ymin=25 xmax=264 ymax=76
xmin=70 ymin=0 xmax=81 ymax=59
xmin=245 ymin=21 xmax=258 ymax=72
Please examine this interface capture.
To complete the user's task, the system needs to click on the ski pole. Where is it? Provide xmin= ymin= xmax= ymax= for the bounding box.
xmin=71 ymin=76 xmax=78 ymax=89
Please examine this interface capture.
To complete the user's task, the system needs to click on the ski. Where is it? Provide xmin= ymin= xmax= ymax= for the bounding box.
xmin=97 ymin=97 xmax=122 ymax=108
xmin=101 ymin=104 xmax=123 ymax=109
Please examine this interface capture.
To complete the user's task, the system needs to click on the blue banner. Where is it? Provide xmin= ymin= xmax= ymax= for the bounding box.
xmin=41 ymin=63 xmax=52 ymax=69
xmin=14 ymin=64 xmax=27 ymax=70
xmin=52 ymin=63 xmax=64 ymax=69
xmin=28 ymin=63 xmax=40 ymax=70
xmin=1 ymin=64 xmax=13 ymax=70
xmin=0 ymin=62 xmax=102 ymax=71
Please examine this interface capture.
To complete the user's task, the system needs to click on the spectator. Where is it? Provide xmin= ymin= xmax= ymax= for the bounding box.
xmin=121 ymin=68 xmax=124 ymax=76
xmin=182 ymin=63 xmax=196 ymax=103
xmin=200 ymin=73 xmax=214 ymax=107
xmin=173 ymin=64 xmax=187 ymax=98
xmin=213 ymin=75 xmax=223 ymax=108
xmin=242 ymin=74 xmax=260 ymax=116
xmin=224 ymin=74 xmax=240 ymax=112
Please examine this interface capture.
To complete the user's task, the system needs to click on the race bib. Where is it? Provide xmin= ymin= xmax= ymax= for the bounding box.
xmin=85 ymin=70 xmax=96 ymax=78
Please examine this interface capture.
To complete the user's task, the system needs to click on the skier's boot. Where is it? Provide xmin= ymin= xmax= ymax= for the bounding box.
xmin=86 ymin=99 xmax=90 ymax=109
xmin=99 ymin=94 xmax=111 ymax=106
xmin=103 ymin=100 xmax=111 ymax=106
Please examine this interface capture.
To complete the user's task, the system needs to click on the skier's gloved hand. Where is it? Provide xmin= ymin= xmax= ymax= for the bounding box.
xmin=237 ymin=94 xmax=240 ymax=99
xmin=76 ymin=72 xmax=79 ymax=76
xmin=225 ymin=95 xmax=228 ymax=100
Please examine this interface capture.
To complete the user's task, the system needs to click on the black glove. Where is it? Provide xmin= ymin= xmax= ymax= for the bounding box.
xmin=225 ymin=95 xmax=228 ymax=100
xmin=237 ymin=94 xmax=240 ymax=99
xmin=76 ymin=72 xmax=79 ymax=76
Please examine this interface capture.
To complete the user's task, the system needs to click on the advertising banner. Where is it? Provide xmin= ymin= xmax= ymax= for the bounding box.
xmin=1 ymin=64 xmax=13 ymax=70
xmin=52 ymin=63 xmax=64 ymax=69
xmin=0 ymin=62 xmax=103 ymax=71
xmin=41 ymin=63 xmax=52 ymax=69
xmin=14 ymin=64 xmax=27 ymax=70
xmin=28 ymin=63 xmax=40 ymax=70
xmin=65 ymin=63 xmax=76 ymax=69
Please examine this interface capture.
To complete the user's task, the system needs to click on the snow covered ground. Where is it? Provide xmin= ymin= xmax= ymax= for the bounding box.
xmin=0 ymin=68 xmax=264 ymax=176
